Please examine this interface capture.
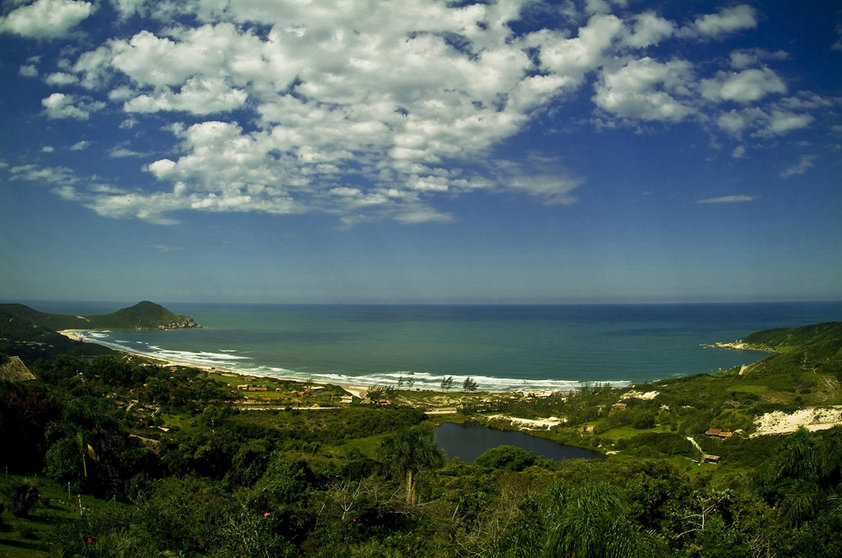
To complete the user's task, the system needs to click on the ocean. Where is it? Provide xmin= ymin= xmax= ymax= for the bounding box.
xmin=41 ymin=301 xmax=842 ymax=392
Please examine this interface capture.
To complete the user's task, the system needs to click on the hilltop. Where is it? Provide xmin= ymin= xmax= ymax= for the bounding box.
xmin=84 ymin=300 xmax=200 ymax=330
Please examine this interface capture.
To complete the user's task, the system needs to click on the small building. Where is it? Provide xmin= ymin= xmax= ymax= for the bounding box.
xmin=705 ymin=428 xmax=734 ymax=439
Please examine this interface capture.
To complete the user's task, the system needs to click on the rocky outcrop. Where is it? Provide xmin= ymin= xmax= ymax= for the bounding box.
xmin=157 ymin=316 xmax=201 ymax=330
xmin=711 ymin=341 xmax=775 ymax=353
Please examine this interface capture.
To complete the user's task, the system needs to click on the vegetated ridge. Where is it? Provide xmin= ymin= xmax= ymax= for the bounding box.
xmin=738 ymin=321 xmax=842 ymax=352
xmin=0 ymin=300 xmax=199 ymax=331
xmin=0 ymin=301 xmax=199 ymax=362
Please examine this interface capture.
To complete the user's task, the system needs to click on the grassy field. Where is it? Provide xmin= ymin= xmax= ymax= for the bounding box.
xmin=0 ymin=474 xmax=123 ymax=557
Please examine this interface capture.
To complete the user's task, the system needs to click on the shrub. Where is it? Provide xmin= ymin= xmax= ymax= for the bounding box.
xmin=475 ymin=445 xmax=536 ymax=471
xmin=9 ymin=480 xmax=40 ymax=518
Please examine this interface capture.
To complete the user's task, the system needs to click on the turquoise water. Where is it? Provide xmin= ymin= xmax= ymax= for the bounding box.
xmin=51 ymin=301 xmax=842 ymax=392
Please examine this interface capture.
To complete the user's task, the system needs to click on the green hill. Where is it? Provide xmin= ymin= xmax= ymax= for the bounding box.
xmin=85 ymin=301 xmax=198 ymax=330
xmin=0 ymin=303 xmax=91 ymax=330
xmin=738 ymin=321 xmax=842 ymax=352
xmin=0 ymin=301 xmax=199 ymax=331
xmin=0 ymin=301 xmax=199 ymax=362
xmin=740 ymin=329 xmax=842 ymax=381
xmin=0 ymin=309 xmax=113 ymax=362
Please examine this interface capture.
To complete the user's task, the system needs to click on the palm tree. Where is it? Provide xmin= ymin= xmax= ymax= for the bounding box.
xmin=11 ymin=481 xmax=40 ymax=518
xmin=540 ymin=482 xmax=665 ymax=557
xmin=760 ymin=426 xmax=830 ymax=526
xmin=379 ymin=427 xmax=444 ymax=506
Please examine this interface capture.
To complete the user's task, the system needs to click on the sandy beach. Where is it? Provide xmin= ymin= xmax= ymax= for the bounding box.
xmin=58 ymin=329 xmax=371 ymax=398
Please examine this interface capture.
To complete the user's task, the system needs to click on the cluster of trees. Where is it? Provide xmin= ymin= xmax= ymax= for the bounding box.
xmin=29 ymin=424 xmax=841 ymax=557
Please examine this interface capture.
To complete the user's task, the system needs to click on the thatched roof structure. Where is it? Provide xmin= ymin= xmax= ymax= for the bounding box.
xmin=0 ymin=356 xmax=36 ymax=381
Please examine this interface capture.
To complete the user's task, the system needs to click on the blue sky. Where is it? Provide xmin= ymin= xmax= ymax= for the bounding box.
xmin=1 ymin=0 xmax=840 ymax=304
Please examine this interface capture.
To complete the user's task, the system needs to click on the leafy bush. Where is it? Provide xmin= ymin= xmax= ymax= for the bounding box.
xmin=8 ymin=480 xmax=40 ymax=517
xmin=475 ymin=445 xmax=536 ymax=471
xmin=617 ymin=432 xmax=694 ymax=458
xmin=631 ymin=411 xmax=656 ymax=429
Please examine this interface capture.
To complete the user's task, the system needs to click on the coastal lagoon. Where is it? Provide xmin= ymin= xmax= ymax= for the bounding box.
xmin=40 ymin=301 xmax=842 ymax=392
xmin=434 ymin=422 xmax=604 ymax=463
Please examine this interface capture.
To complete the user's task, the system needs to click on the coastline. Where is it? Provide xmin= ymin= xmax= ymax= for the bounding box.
xmin=56 ymin=329 xmax=600 ymax=395
xmin=710 ymin=341 xmax=776 ymax=353
xmin=58 ymin=329 xmax=372 ymax=398
xmin=57 ymin=319 xmax=774 ymax=396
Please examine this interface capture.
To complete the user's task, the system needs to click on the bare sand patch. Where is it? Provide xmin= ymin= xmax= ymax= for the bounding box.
xmin=621 ymin=390 xmax=659 ymax=401
xmin=751 ymin=406 xmax=842 ymax=436
xmin=484 ymin=414 xmax=564 ymax=430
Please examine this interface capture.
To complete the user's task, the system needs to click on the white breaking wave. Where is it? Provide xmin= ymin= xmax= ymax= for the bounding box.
xmin=76 ymin=332 xmax=253 ymax=368
xmin=77 ymin=331 xmax=631 ymax=392
xmin=242 ymin=366 xmax=630 ymax=393
xmin=88 ymin=331 xmax=112 ymax=339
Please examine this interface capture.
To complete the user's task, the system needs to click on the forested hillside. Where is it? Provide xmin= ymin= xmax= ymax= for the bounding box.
xmin=0 ymin=300 xmax=198 ymax=331
xmin=739 ymin=321 xmax=842 ymax=352
xmin=0 ymin=309 xmax=113 ymax=362
xmin=0 ymin=301 xmax=199 ymax=361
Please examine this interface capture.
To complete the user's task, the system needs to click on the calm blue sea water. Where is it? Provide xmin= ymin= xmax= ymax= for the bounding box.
xmin=36 ymin=301 xmax=842 ymax=392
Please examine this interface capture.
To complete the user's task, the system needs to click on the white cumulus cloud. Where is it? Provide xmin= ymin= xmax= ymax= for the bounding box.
xmin=594 ymin=57 xmax=695 ymax=122
xmin=691 ymin=5 xmax=757 ymax=37
xmin=700 ymin=67 xmax=786 ymax=103
xmin=19 ymin=64 xmax=38 ymax=77
xmin=42 ymin=93 xmax=90 ymax=119
xmin=0 ymin=0 xmax=93 ymax=39
xmin=45 ymin=72 xmax=79 ymax=86
xmin=10 ymin=0 xmax=832 ymax=225
xmin=779 ymin=155 xmax=817 ymax=178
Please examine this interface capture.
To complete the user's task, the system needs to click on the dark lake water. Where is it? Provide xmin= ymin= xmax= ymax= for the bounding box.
xmin=433 ymin=422 xmax=604 ymax=463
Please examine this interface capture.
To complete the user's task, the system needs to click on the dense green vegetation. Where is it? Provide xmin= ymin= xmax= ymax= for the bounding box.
xmin=739 ymin=321 xmax=842 ymax=352
xmin=0 ymin=310 xmax=114 ymax=363
xmin=83 ymin=300 xmax=198 ymax=330
xmin=0 ymin=300 xmax=196 ymax=332
xmin=0 ymin=301 xmax=198 ymax=362
xmin=1 ymin=319 xmax=840 ymax=556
